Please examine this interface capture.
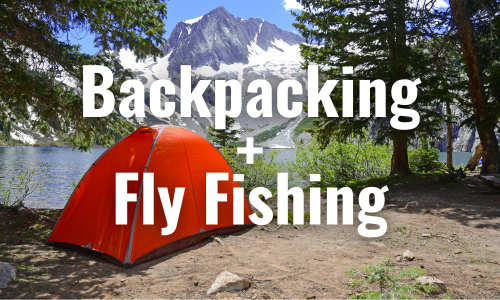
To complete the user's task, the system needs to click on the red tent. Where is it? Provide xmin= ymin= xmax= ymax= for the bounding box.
xmin=47 ymin=125 xmax=253 ymax=267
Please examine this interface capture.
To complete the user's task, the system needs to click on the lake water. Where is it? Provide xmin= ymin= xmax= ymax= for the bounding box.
xmin=0 ymin=147 xmax=472 ymax=209
xmin=0 ymin=147 xmax=106 ymax=209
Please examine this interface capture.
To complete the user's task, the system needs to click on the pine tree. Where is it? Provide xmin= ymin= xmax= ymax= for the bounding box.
xmin=292 ymin=0 xmax=447 ymax=175
xmin=0 ymin=0 xmax=168 ymax=151
xmin=448 ymin=0 xmax=500 ymax=174
xmin=207 ymin=116 xmax=240 ymax=147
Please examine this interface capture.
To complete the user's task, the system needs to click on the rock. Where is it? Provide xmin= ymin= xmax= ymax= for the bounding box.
xmin=369 ymin=242 xmax=387 ymax=248
xmin=454 ymin=249 xmax=462 ymax=254
xmin=320 ymin=191 xmax=327 ymax=199
xmin=396 ymin=256 xmax=403 ymax=262
xmin=207 ymin=271 xmax=251 ymax=295
xmin=403 ymin=250 xmax=415 ymax=261
xmin=405 ymin=201 xmax=419 ymax=211
xmin=210 ymin=235 xmax=225 ymax=247
xmin=416 ymin=276 xmax=447 ymax=294
xmin=0 ymin=262 xmax=16 ymax=289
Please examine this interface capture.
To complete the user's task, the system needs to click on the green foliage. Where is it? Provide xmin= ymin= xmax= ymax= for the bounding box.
xmin=292 ymin=0 xmax=446 ymax=174
xmin=65 ymin=174 xmax=83 ymax=201
xmin=409 ymin=139 xmax=444 ymax=173
xmin=449 ymin=2 xmax=500 ymax=134
xmin=254 ymin=120 xmax=293 ymax=143
xmin=207 ymin=116 xmax=240 ymax=147
xmin=0 ymin=0 xmax=168 ymax=151
xmin=346 ymin=257 xmax=435 ymax=299
xmin=0 ymin=120 xmax=11 ymax=141
xmin=0 ymin=169 xmax=45 ymax=207
xmin=288 ymin=138 xmax=392 ymax=186
xmin=220 ymin=147 xmax=285 ymax=191
xmin=293 ymin=117 xmax=315 ymax=139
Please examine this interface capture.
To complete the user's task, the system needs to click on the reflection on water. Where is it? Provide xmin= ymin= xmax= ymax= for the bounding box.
xmin=0 ymin=147 xmax=106 ymax=209
xmin=0 ymin=147 xmax=472 ymax=209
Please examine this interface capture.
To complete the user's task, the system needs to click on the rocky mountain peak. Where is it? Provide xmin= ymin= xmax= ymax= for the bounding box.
xmin=163 ymin=6 xmax=304 ymax=73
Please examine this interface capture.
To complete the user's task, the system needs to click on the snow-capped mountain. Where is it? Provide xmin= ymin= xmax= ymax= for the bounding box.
xmin=7 ymin=6 xmax=491 ymax=151
xmin=163 ymin=6 xmax=304 ymax=74
xmin=115 ymin=6 xmax=309 ymax=148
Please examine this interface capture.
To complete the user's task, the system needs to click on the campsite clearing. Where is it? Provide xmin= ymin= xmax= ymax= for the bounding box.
xmin=1 ymin=174 xmax=499 ymax=299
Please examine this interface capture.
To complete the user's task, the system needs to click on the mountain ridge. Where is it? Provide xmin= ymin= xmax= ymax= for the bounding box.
xmin=163 ymin=6 xmax=304 ymax=74
xmin=4 ymin=6 xmax=495 ymax=152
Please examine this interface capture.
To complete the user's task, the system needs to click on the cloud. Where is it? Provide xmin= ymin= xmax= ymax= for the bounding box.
xmin=434 ymin=0 xmax=449 ymax=8
xmin=283 ymin=0 xmax=303 ymax=10
xmin=410 ymin=0 xmax=449 ymax=9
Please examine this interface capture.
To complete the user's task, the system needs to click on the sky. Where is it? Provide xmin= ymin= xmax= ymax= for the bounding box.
xmin=68 ymin=0 xmax=304 ymax=55
xmin=68 ymin=0 xmax=450 ymax=55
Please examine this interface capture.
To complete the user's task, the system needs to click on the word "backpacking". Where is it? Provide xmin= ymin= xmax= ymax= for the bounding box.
xmin=83 ymin=65 xmax=421 ymax=131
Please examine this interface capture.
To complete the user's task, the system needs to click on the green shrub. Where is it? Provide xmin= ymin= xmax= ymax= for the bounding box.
xmin=346 ymin=257 xmax=436 ymax=299
xmin=287 ymin=138 xmax=392 ymax=186
xmin=0 ymin=169 xmax=45 ymax=207
xmin=408 ymin=140 xmax=444 ymax=173
xmin=220 ymin=147 xmax=285 ymax=191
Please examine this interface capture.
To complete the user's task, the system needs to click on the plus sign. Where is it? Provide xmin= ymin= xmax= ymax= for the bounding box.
xmin=237 ymin=137 xmax=263 ymax=164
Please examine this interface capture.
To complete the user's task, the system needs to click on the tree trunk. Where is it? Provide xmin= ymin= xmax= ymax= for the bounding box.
xmin=446 ymin=102 xmax=454 ymax=169
xmin=391 ymin=133 xmax=412 ymax=175
xmin=449 ymin=0 xmax=500 ymax=174
xmin=466 ymin=143 xmax=483 ymax=171
xmin=387 ymin=0 xmax=412 ymax=176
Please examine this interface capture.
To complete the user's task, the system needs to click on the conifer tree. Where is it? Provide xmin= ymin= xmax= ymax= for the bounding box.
xmin=0 ymin=0 xmax=168 ymax=151
xmin=448 ymin=0 xmax=500 ymax=173
xmin=292 ymin=0 xmax=446 ymax=175
xmin=207 ymin=116 xmax=240 ymax=147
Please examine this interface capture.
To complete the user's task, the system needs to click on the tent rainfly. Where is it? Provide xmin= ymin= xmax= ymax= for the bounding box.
xmin=47 ymin=125 xmax=254 ymax=267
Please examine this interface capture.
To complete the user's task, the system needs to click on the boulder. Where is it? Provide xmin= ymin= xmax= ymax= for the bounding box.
xmin=207 ymin=271 xmax=251 ymax=295
xmin=416 ymin=276 xmax=447 ymax=294
xmin=0 ymin=262 xmax=16 ymax=290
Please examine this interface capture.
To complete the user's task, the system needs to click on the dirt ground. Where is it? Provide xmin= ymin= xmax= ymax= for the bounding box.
xmin=1 ymin=173 xmax=500 ymax=299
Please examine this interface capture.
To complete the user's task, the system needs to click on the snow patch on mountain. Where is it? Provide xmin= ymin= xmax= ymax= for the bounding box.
xmin=183 ymin=16 xmax=203 ymax=25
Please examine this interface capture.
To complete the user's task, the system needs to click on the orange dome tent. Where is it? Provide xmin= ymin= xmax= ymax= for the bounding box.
xmin=46 ymin=125 xmax=254 ymax=267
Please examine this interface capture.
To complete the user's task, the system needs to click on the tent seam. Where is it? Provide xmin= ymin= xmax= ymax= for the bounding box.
xmin=124 ymin=125 xmax=168 ymax=264
xmin=180 ymin=136 xmax=205 ymax=233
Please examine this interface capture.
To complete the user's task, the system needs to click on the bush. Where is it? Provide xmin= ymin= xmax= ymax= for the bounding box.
xmin=220 ymin=146 xmax=285 ymax=191
xmin=0 ymin=169 xmax=44 ymax=207
xmin=408 ymin=141 xmax=444 ymax=173
xmin=346 ymin=257 xmax=436 ymax=299
xmin=287 ymin=138 xmax=392 ymax=187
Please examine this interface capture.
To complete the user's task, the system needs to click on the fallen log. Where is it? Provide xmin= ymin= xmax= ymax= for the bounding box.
xmin=463 ymin=174 xmax=500 ymax=194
